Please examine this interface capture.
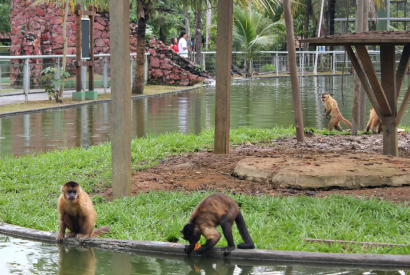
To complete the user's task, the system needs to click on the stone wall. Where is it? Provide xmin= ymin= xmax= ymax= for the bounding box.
xmin=147 ymin=38 xmax=212 ymax=86
xmin=10 ymin=0 xmax=137 ymax=86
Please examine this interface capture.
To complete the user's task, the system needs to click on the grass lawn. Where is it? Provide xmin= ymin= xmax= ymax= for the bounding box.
xmin=0 ymin=85 xmax=198 ymax=114
xmin=1 ymin=127 xmax=410 ymax=254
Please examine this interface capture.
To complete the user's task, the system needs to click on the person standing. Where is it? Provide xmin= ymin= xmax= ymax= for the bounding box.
xmin=169 ymin=37 xmax=179 ymax=53
xmin=178 ymin=31 xmax=188 ymax=58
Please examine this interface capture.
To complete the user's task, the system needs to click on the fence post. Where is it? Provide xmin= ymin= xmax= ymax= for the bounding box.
xmin=250 ymin=59 xmax=253 ymax=75
xmin=103 ymin=56 xmax=108 ymax=94
xmin=81 ymin=63 xmax=86 ymax=91
xmin=301 ymin=53 xmax=305 ymax=76
xmin=202 ymin=53 xmax=206 ymax=70
xmin=0 ymin=64 xmax=2 ymax=94
xmin=144 ymin=54 xmax=148 ymax=85
xmin=276 ymin=53 xmax=279 ymax=76
xmin=333 ymin=52 xmax=336 ymax=74
xmin=23 ymin=58 xmax=29 ymax=101
xmin=54 ymin=57 xmax=60 ymax=91
xmin=130 ymin=55 xmax=133 ymax=89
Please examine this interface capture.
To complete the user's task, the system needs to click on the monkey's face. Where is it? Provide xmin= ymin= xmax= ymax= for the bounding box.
xmin=64 ymin=188 xmax=78 ymax=201
xmin=321 ymin=94 xmax=330 ymax=102
xmin=180 ymin=223 xmax=200 ymax=245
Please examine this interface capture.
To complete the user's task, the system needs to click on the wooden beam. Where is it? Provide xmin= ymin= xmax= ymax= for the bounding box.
xmin=109 ymin=0 xmax=131 ymax=197
xmin=75 ymin=10 xmax=97 ymax=16
xmin=396 ymin=44 xmax=410 ymax=99
xmin=283 ymin=0 xmax=304 ymax=142
xmin=75 ymin=4 xmax=82 ymax=92
xmin=396 ymin=85 xmax=410 ymax=126
xmin=74 ymin=61 xmax=94 ymax=67
xmin=88 ymin=5 xmax=95 ymax=92
xmin=380 ymin=45 xmax=398 ymax=157
xmin=344 ymin=46 xmax=384 ymax=122
xmin=355 ymin=45 xmax=392 ymax=116
xmin=214 ymin=0 xmax=233 ymax=154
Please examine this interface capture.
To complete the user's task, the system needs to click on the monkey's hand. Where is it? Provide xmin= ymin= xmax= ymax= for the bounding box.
xmin=75 ymin=234 xmax=90 ymax=243
xmin=222 ymin=246 xmax=235 ymax=256
xmin=65 ymin=232 xmax=76 ymax=238
xmin=184 ymin=244 xmax=195 ymax=255
xmin=56 ymin=233 xmax=64 ymax=243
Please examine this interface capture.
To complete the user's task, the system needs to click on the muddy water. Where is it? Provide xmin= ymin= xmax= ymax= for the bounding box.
xmin=1 ymin=75 xmax=410 ymax=158
xmin=0 ymin=234 xmax=408 ymax=275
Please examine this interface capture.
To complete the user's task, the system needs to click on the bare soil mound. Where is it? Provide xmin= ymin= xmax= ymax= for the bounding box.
xmin=118 ymin=133 xmax=410 ymax=204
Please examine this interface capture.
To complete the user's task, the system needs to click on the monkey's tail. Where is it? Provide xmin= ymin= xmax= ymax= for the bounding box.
xmin=91 ymin=226 xmax=111 ymax=237
xmin=235 ymin=212 xmax=255 ymax=249
xmin=341 ymin=117 xmax=352 ymax=128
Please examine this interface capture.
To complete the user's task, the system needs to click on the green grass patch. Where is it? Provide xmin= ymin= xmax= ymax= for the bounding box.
xmin=1 ymin=127 xmax=410 ymax=254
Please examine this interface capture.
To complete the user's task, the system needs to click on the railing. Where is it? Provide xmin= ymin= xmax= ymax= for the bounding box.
xmin=0 ymin=53 xmax=149 ymax=100
xmin=201 ymin=50 xmax=405 ymax=76
xmin=0 ymin=50 xmax=406 ymax=101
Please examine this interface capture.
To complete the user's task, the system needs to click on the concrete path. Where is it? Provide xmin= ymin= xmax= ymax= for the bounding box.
xmin=0 ymin=88 xmax=110 ymax=106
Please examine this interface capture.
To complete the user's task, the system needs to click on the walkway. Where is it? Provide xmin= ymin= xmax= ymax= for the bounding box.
xmin=0 ymin=88 xmax=110 ymax=106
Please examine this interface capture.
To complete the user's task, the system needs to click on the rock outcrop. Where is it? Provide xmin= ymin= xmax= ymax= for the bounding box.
xmin=147 ymin=38 xmax=213 ymax=86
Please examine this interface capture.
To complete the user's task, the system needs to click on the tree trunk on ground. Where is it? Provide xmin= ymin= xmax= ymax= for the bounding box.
xmin=283 ymin=0 xmax=305 ymax=143
xmin=205 ymin=0 xmax=212 ymax=50
xmin=352 ymin=0 xmax=364 ymax=134
xmin=58 ymin=0 xmax=69 ymax=103
xmin=132 ymin=3 xmax=147 ymax=95
xmin=183 ymin=1 xmax=193 ymax=60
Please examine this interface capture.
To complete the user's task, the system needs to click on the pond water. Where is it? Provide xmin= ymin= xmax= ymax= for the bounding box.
xmin=0 ymin=234 xmax=408 ymax=275
xmin=2 ymin=75 xmax=410 ymax=158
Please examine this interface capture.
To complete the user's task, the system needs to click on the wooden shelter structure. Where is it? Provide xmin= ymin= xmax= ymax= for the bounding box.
xmin=302 ymin=31 xmax=410 ymax=157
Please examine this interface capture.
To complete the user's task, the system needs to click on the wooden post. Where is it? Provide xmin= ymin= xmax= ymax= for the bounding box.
xmin=75 ymin=4 xmax=82 ymax=93
xmin=380 ymin=46 xmax=398 ymax=156
xmin=283 ymin=0 xmax=304 ymax=142
xmin=109 ymin=0 xmax=131 ymax=197
xmin=88 ymin=5 xmax=95 ymax=92
xmin=214 ymin=0 xmax=233 ymax=154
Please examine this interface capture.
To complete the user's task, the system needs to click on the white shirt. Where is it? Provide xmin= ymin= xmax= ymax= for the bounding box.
xmin=178 ymin=37 xmax=188 ymax=57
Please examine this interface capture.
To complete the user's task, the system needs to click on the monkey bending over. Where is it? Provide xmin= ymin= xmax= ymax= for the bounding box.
xmin=366 ymin=108 xmax=382 ymax=134
xmin=56 ymin=181 xmax=110 ymax=242
xmin=321 ymin=93 xmax=352 ymax=131
xmin=180 ymin=193 xmax=255 ymax=256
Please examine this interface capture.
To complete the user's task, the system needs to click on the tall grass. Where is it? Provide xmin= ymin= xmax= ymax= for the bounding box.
xmin=1 ymin=127 xmax=410 ymax=254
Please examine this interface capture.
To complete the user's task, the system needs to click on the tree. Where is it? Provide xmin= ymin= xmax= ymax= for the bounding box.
xmin=32 ymin=0 xmax=108 ymax=103
xmin=233 ymin=7 xmax=284 ymax=75
xmin=131 ymin=0 xmax=156 ymax=95
xmin=194 ymin=0 xmax=202 ymax=65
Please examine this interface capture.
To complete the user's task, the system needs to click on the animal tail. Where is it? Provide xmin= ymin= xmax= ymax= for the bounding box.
xmin=341 ymin=117 xmax=352 ymax=128
xmin=91 ymin=226 xmax=110 ymax=237
xmin=235 ymin=212 xmax=255 ymax=249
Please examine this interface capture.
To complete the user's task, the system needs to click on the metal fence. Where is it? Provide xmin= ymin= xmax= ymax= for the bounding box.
xmin=0 ymin=53 xmax=149 ymax=100
xmin=202 ymin=50 xmax=406 ymax=76
xmin=0 ymin=50 xmax=407 ymax=100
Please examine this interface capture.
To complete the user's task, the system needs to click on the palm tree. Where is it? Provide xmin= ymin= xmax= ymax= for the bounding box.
xmin=233 ymin=7 xmax=285 ymax=75
xmin=131 ymin=0 xmax=156 ymax=95
xmin=32 ymin=0 xmax=108 ymax=103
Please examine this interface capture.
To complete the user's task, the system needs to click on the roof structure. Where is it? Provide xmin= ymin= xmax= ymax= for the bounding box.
xmin=301 ymin=31 xmax=410 ymax=46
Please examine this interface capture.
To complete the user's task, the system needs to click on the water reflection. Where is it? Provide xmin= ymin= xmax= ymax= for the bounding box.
xmin=2 ymin=75 xmax=410 ymax=157
xmin=0 ymin=234 xmax=409 ymax=275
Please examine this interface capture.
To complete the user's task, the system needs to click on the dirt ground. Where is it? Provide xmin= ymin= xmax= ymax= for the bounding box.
xmin=115 ymin=133 xmax=410 ymax=204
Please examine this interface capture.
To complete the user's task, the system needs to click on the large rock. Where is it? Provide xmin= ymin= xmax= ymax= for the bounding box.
xmin=234 ymin=154 xmax=410 ymax=190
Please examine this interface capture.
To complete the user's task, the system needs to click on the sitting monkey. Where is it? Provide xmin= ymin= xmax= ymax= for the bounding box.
xmin=366 ymin=108 xmax=382 ymax=134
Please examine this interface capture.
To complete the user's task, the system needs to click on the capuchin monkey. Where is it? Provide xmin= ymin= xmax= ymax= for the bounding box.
xmin=321 ymin=93 xmax=352 ymax=131
xmin=366 ymin=108 xmax=382 ymax=134
xmin=56 ymin=181 xmax=110 ymax=242
xmin=180 ymin=193 xmax=255 ymax=256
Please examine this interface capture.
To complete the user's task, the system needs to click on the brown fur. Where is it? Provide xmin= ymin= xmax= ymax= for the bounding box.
xmin=56 ymin=181 xmax=110 ymax=242
xmin=180 ymin=193 xmax=254 ymax=256
xmin=321 ymin=93 xmax=352 ymax=131
xmin=366 ymin=108 xmax=382 ymax=134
